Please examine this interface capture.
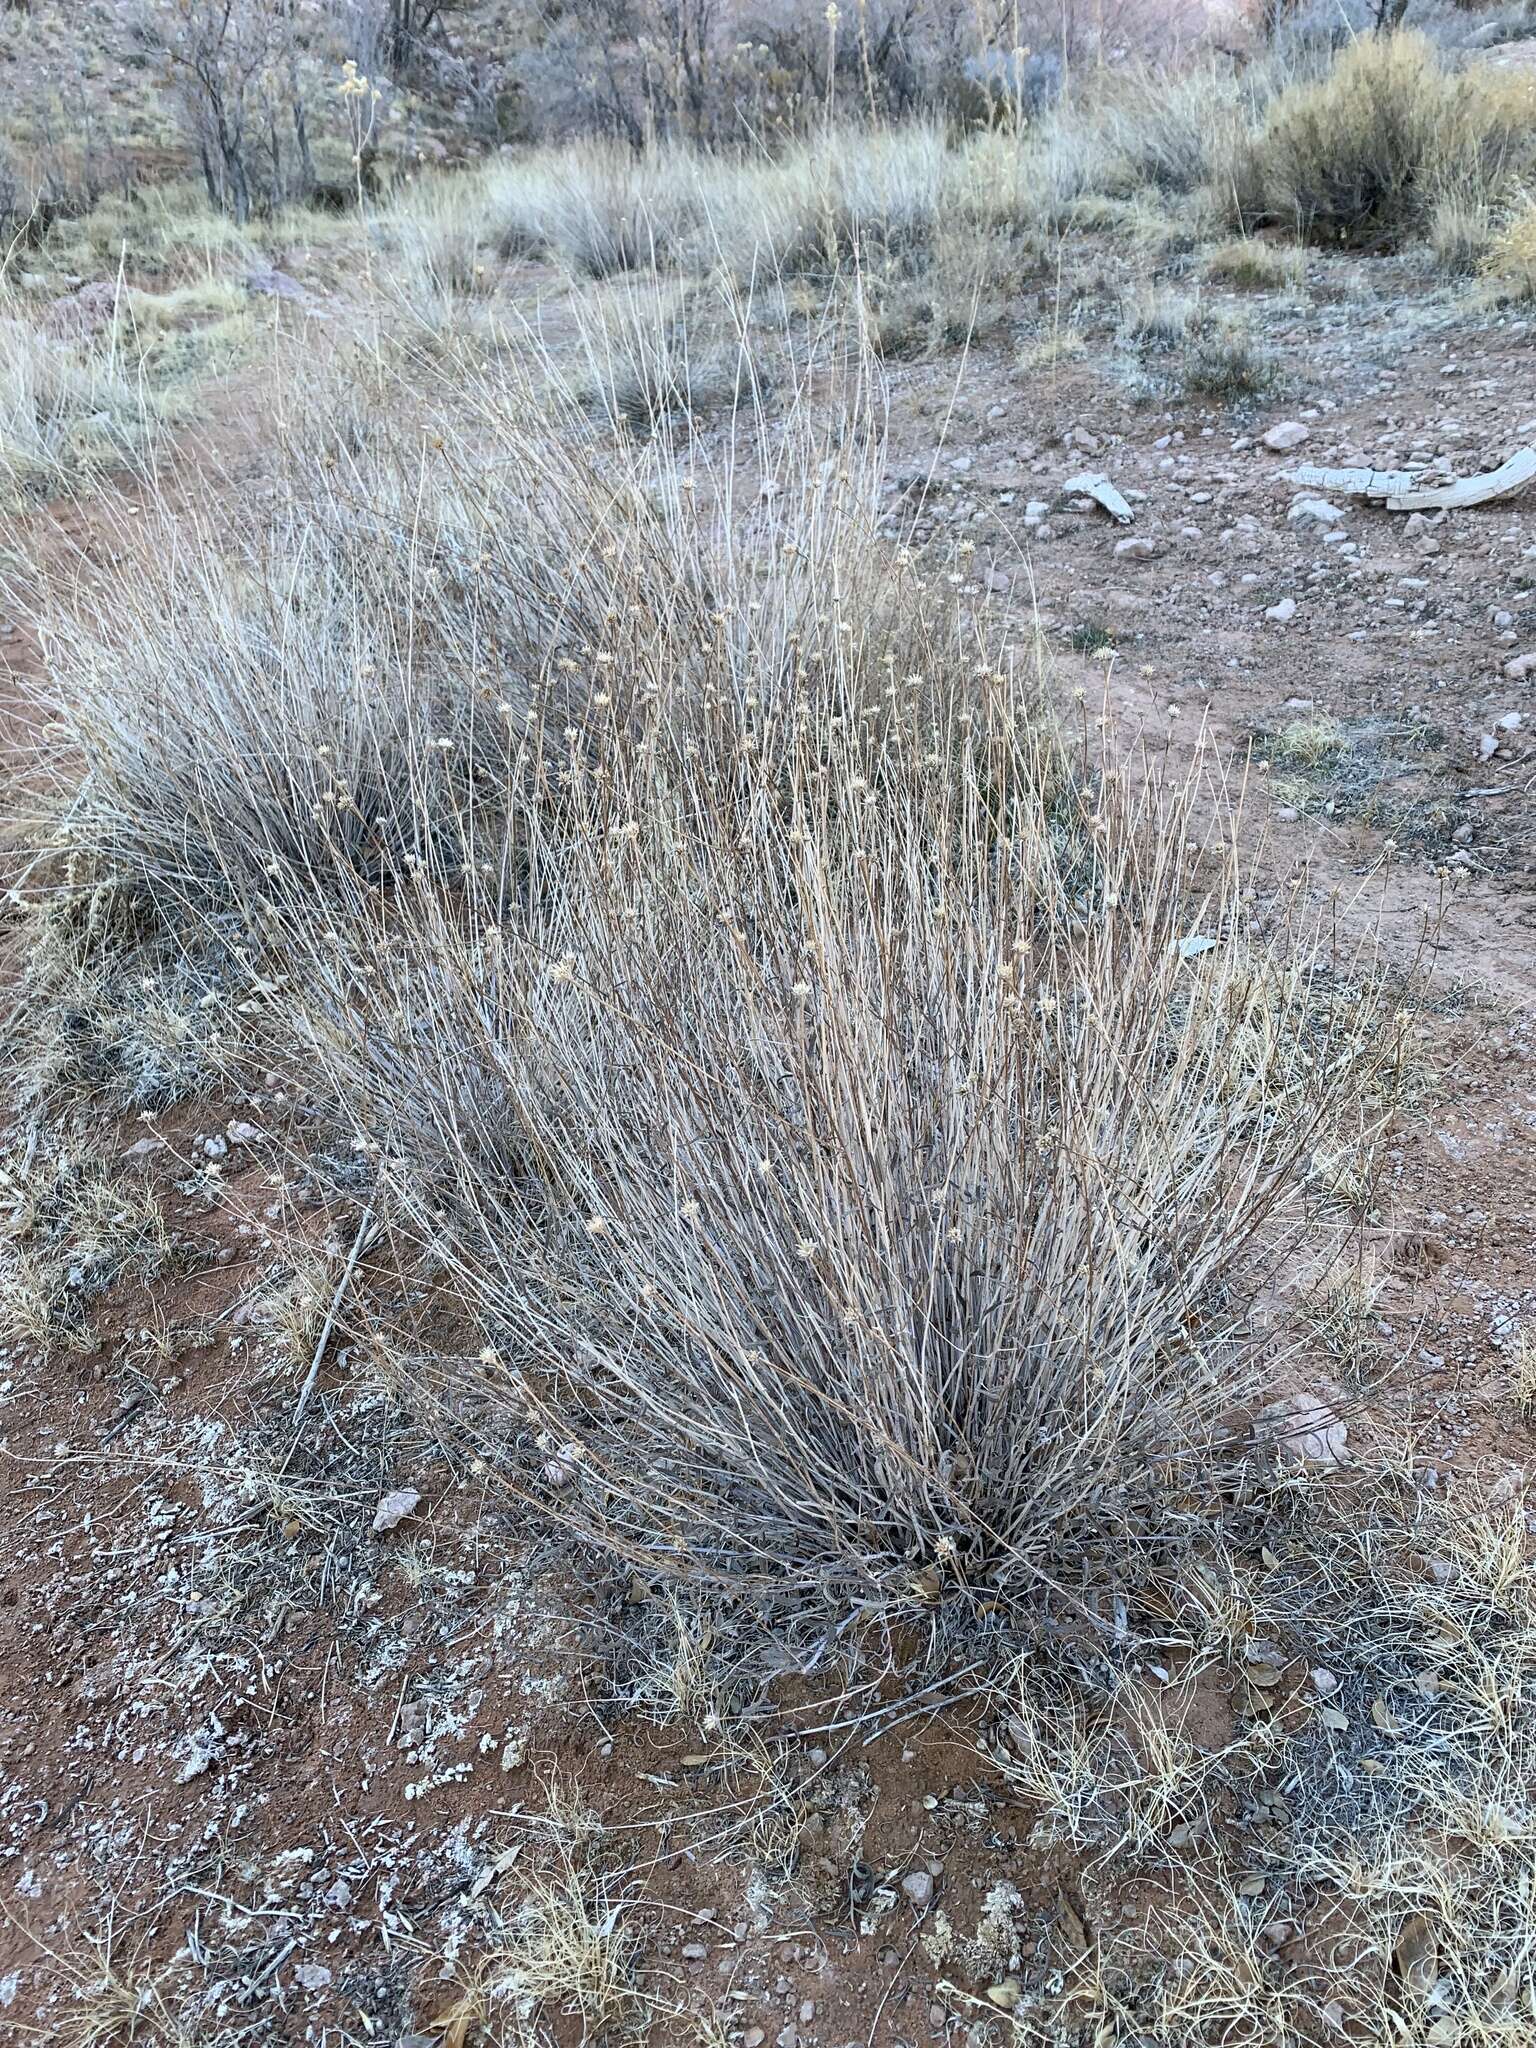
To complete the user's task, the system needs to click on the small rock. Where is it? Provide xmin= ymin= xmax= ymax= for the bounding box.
xmin=1257 ymin=1393 xmax=1348 ymax=1469
xmin=245 ymin=266 xmax=309 ymax=301
xmin=43 ymin=280 xmax=120 ymax=340
xmin=541 ymin=1445 xmax=582 ymax=1488
xmin=902 ymin=1870 xmax=935 ymax=1909
xmin=1287 ymin=497 xmax=1343 ymax=529
xmin=226 ymin=1120 xmax=263 ymax=1145
xmin=372 ymin=1487 xmax=421 ymax=1533
xmin=1265 ymin=597 xmax=1298 ymax=624
xmin=1504 ymin=651 xmax=1536 ymax=682
xmin=1311 ymin=1668 xmax=1339 ymax=1696
xmin=1495 ymin=711 xmax=1523 ymax=732
xmin=294 ymin=1963 xmax=333 ymax=1992
xmin=1479 ymin=733 xmax=1498 ymax=761
xmin=1114 ymin=536 xmax=1157 ymax=559
xmin=1263 ymin=420 xmax=1309 ymax=452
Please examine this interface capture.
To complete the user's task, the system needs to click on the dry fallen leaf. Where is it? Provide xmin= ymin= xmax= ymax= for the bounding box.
xmin=1055 ymin=1888 xmax=1089 ymax=1955
xmin=1393 ymin=1913 xmax=1438 ymax=2000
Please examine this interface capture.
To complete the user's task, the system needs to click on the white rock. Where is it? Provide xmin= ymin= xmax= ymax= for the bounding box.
xmin=1504 ymin=651 xmax=1536 ymax=681
xmin=1114 ymin=536 xmax=1158 ymax=558
xmin=1288 ymin=497 xmax=1343 ymax=528
xmin=1265 ymin=597 xmax=1298 ymax=624
xmin=902 ymin=1871 xmax=935 ymax=1908
xmin=372 ymin=1487 xmax=421 ymax=1533
xmin=1263 ymin=420 xmax=1310 ymax=452
xmin=541 ymin=1445 xmax=582 ymax=1488
xmin=1495 ymin=711 xmax=1523 ymax=732
xmin=1479 ymin=733 xmax=1499 ymax=760
xmin=1257 ymin=1393 xmax=1348 ymax=1469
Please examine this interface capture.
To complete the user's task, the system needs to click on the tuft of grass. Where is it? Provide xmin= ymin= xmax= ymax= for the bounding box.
xmin=1511 ymin=1324 xmax=1536 ymax=1418
xmin=1273 ymin=713 xmax=1345 ymax=766
xmin=418 ymin=1786 xmax=650 ymax=2043
xmin=1426 ymin=187 xmax=1495 ymax=273
xmin=0 ymin=1146 xmax=172 ymax=1354
xmin=568 ymin=277 xmax=760 ymax=433
xmin=863 ymin=223 xmax=1024 ymax=359
xmin=1119 ymin=290 xmax=1276 ymax=405
xmin=1204 ymin=236 xmax=1306 ymax=292
xmin=1485 ymin=197 xmax=1536 ymax=298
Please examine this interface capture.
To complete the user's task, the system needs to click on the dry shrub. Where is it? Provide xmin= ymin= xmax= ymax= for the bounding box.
xmin=1233 ymin=31 xmax=1536 ymax=247
xmin=863 ymin=223 xmax=1024 ymax=358
xmin=161 ymin=372 xmax=1393 ymax=1662
xmin=26 ymin=337 xmax=1398 ymax=1678
xmin=300 ymin=678 xmax=1379 ymax=1651
xmin=566 ymin=277 xmax=762 ymax=432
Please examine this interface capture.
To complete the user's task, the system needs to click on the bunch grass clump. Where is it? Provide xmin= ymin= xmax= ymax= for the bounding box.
xmin=169 ymin=369 xmax=1394 ymax=1665
xmin=0 ymin=290 xmax=152 ymax=504
xmin=22 ymin=334 xmax=1402 ymax=1686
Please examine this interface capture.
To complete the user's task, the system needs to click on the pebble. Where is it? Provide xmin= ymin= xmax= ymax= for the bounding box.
xmin=1263 ymin=420 xmax=1309 ymax=452
xmin=1265 ymin=597 xmax=1298 ymax=624
xmin=902 ymin=1870 xmax=935 ymax=1908
xmin=371 ymin=1487 xmax=421 ymax=1533
xmin=1504 ymin=651 xmax=1536 ymax=681
xmin=1114 ymin=536 xmax=1158 ymax=558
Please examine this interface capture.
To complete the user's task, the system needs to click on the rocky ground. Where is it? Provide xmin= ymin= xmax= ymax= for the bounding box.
xmin=1 ymin=203 xmax=1534 ymax=2046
